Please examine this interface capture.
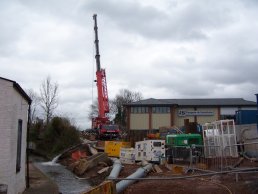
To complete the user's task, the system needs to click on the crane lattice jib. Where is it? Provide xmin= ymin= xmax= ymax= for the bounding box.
xmin=93 ymin=14 xmax=110 ymax=119
xmin=96 ymin=69 xmax=110 ymax=118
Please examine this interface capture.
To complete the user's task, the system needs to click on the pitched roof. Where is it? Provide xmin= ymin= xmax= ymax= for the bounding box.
xmin=126 ymin=98 xmax=257 ymax=107
xmin=0 ymin=77 xmax=32 ymax=104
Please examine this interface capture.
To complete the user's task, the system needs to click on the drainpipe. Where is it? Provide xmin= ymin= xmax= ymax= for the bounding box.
xmin=255 ymin=94 xmax=258 ymax=131
xmin=107 ymin=159 xmax=122 ymax=179
xmin=26 ymin=104 xmax=31 ymax=188
xmin=115 ymin=163 xmax=152 ymax=194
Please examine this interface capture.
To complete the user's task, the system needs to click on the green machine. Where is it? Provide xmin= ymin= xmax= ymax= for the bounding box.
xmin=166 ymin=134 xmax=203 ymax=147
xmin=166 ymin=134 xmax=203 ymax=163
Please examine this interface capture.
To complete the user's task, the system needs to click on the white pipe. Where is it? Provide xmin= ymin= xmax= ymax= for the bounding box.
xmin=107 ymin=159 xmax=122 ymax=179
xmin=116 ymin=163 xmax=152 ymax=194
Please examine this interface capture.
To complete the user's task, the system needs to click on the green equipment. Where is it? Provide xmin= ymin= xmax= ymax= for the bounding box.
xmin=166 ymin=134 xmax=202 ymax=147
xmin=166 ymin=134 xmax=203 ymax=164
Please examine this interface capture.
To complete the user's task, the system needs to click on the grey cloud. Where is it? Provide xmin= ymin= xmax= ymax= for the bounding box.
xmin=20 ymin=0 xmax=80 ymax=20
xmin=84 ymin=0 xmax=235 ymax=41
xmin=0 ymin=0 xmax=92 ymax=62
xmin=0 ymin=1 xmax=27 ymax=56
xmin=200 ymin=45 xmax=258 ymax=86
xmin=1 ymin=0 xmax=258 ymax=128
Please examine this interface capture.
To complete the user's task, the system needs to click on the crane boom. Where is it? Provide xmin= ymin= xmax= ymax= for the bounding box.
xmin=93 ymin=14 xmax=109 ymax=121
xmin=93 ymin=14 xmax=101 ymax=71
xmin=91 ymin=14 xmax=120 ymax=140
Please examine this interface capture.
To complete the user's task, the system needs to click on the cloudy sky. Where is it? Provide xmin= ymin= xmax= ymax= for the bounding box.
xmin=1 ymin=0 xmax=258 ymax=129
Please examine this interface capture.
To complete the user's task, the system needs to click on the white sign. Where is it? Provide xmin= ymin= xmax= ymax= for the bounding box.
xmin=178 ymin=110 xmax=214 ymax=117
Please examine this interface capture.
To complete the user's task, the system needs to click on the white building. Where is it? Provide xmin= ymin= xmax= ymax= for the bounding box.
xmin=0 ymin=77 xmax=31 ymax=194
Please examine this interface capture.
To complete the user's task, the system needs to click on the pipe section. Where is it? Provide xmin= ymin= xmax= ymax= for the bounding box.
xmin=107 ymin=159 xmax=122 ymax=179
xmin=116 ymin=163 xmax=153 ymax=194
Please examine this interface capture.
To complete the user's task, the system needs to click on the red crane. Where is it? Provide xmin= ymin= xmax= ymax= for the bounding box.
xmin=92 ymin=14 xmax=120 ymax=139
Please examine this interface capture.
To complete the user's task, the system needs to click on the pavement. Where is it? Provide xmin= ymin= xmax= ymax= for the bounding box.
xmin=23 ymin=163 xmax=59 ymax=194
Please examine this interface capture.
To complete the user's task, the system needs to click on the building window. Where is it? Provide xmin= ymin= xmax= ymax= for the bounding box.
xmin=16 ymin=119 xmax=22 ymax=173
xmin=131 ymin=107 xmax=148 ymax=113
xmin=152 ymin=107 xmax=170 ymax=113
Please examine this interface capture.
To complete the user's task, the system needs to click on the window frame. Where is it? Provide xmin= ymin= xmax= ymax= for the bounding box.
xmin=131 ymin=106 xmax=149 ymax=114
xmin=16 ymin=119 xmax=22 ymax=173
xmin=152 ymin=107 xmax=170 ymax=114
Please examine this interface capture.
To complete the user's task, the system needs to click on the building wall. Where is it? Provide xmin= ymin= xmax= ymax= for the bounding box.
xmin=221 ymin=107 xmax=257 ymax=116
xmin=0 ymin=79 xmax=28 ymax=194
xmin=196 ymin=107 xmax=218 ymax=124
xmin=152 ymin=114 xmax=170 ymax=129
xmin=174 ymin=107 xmax=195 ymax=127
xmin=130 ymin=114 xmax=149 ymax=129
xmin=235 ymin=124 xmax=258 ymax=157
xmin=128 ymin=105 xmax=257 ymax=130
xmin=220 ymin=107 xmax=238 ymax=115
xmin=0 ymin=79 xmax=12 ymax=192
xmin=235 ymin=124 xmax=258 ymax=142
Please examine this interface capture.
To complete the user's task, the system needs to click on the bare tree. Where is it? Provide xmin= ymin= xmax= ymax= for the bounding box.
xmin=40 ymin=76 xmax=58 ymax=125
xmin=26 ymin=89 xmax=40 ymax=123
xmin=88 ymin=89 xmax=142 ymax=128
xmin=111 ymin=89 xmax=143 ymax=128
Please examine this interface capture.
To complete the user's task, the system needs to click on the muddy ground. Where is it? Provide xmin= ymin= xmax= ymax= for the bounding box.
xmin=115 ymin=163 xmax=258 ymax=194
xmin=55 ymin=143 xmax=258 ymax=194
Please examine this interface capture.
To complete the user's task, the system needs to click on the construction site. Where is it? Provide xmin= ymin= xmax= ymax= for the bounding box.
xmin=46 ymin=14 xmax=258 ymax=194
xmin=50 ymin=118 xmax=258 ymax=194
xmin=1 ymin=1 xmax=258 ymax=193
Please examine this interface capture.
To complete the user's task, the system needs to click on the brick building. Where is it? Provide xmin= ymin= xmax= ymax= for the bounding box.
xmin=125 ymin=98 xmax=257 ymax=130
xmin=0 ymin=77 xmax=31 ymax=194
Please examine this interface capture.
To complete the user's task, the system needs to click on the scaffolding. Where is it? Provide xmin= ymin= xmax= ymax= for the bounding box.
xmin=202 ymin=120 xmax=238 ymax=158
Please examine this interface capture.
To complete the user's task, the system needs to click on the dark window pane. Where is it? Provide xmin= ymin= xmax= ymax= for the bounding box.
xmin=153 ymin=142 xmax=162 ymax=147
xmin=16 ymin=119 xmax=22 ymax=173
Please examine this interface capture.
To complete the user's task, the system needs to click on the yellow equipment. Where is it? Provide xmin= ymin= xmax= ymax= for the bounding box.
xmin=104 ymin=141 xmax=131 ymax=157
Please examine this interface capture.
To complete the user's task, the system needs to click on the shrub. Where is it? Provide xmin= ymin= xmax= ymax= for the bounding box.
xmin=37 ymin=116 xmax=82 ymax=157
